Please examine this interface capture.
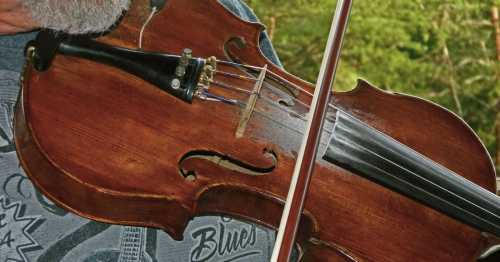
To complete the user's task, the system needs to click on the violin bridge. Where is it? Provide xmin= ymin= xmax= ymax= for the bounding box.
xmin=235 ymin=64 xmax=267 ymax=138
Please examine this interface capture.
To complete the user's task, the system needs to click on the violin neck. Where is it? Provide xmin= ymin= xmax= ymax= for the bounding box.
xmin=323 ymin=111 xmax=500 ymax=237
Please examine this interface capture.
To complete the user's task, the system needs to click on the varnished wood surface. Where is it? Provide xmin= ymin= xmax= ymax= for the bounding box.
xmin=15 ymin=0 xmax=497 ymax=261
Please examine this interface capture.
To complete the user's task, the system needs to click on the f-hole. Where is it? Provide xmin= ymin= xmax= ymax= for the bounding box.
xmin=223 ymin=36 xmax=247 ymax=65
xmin=178 ymin=148 xmax=277 ymax=180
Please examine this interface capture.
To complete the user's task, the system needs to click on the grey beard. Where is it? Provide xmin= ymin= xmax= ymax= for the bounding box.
xmin=23 ymin=0 xmax=131 ymax=34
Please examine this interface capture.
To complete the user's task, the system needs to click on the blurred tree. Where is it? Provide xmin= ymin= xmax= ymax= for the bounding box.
xmin=248 ymin=0 xmax=500 ymax=171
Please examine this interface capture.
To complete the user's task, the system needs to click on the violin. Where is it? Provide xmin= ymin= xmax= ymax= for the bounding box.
xmin=14 ymin=0 xmax=500 ymax=261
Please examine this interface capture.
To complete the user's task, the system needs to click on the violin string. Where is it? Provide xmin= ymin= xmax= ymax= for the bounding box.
xmin=258 ymin=95 xmax=309 ymax=120
xmin=205 ymin=78 xmax=303 ymax=119
xmin=252 ymin=107 xmax=306 ymax=136
xmin=215 ymin=64 xmax=341 ymax=114
xmin=261 ymin=72 xmax=344 ymax=123
xmin=208 ymin=78 xmax=309 ymax=121
xmin=205 ymin=76 xmax=336 ymax=138
xmin=216 ymin=59 xmax=265 ymax=70
xmin=211 ymin=80 xmax=253 ymax=94
xmin=210 ymin=60 xmax=356 ymax=137
xmin=265 ymin=69 xmax=314 ymax=97
xmin=264 ymin=71 xmax=344 ymax=116
xmin=210 ymin=68 xmax=340 ymax=133
xmin=258 ymin=77 xmax=339 ymax=124
xmin=214 ymin=70 xmax=258 ymax=81
xmin=216 ymin=59 xmax=315 ymax=97
xmin=251 ymin=106 xmax=333 ymax=149
xmin=216 ymin=61 xmax=312 ymax=98
xmin=256 ymin=87 xmax=338 ymax=129
xmin=198 ymin=88 xmax=333 ymax=148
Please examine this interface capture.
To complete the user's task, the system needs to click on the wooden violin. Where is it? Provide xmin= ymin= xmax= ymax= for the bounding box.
xmin=14 ymin=0 xmax=500 ymax=261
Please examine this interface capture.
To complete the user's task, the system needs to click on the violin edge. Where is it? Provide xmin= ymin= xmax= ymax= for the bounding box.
xmin=336 ymin=78 xmax=497 ymax=193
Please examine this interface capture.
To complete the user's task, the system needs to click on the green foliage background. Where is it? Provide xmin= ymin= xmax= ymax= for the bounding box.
xmin=248 ymin=0 xmax=500 ymax=169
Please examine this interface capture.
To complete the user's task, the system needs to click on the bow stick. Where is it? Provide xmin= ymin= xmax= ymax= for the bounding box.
xmin=270 ymin=0 xmax=353 ymax=261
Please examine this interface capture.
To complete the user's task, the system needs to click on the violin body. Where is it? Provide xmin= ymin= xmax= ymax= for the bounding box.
xmin=15 ymin=0 xmax=497 ymax=261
